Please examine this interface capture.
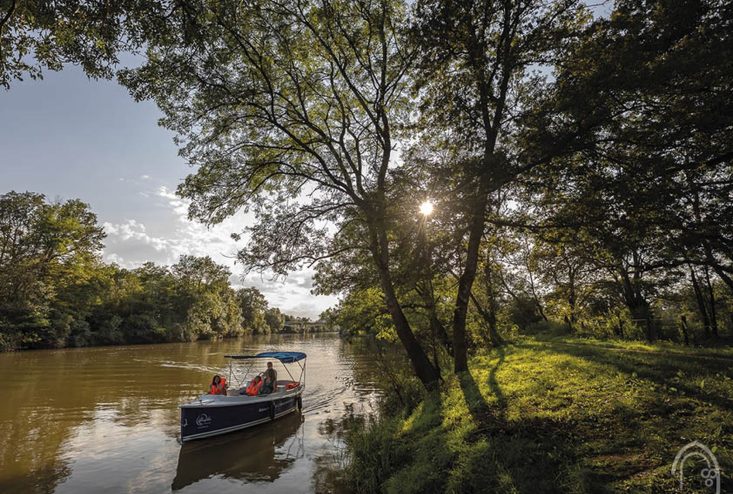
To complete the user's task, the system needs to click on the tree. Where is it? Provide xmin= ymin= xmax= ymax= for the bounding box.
xmin=264 ymin=307 xmax=284 ymax=333
xmin=526 ymin=0 xmax=733 ymax=293
xmin=0 ymin=191 xmax=105 ymax=348
xmin=515 ymin=0 xmax=733 ymax=340
xmin=0 ymin=0 xmax=141 ymax=88
xmin=171 ymin=255 xmax=242 ymax=340
xmin=118 ymin=0 xmax=441 ymax=387
xmin=329 ymin=287 xmax=396 ymax=340
xmin=410 ymin=0 xmax=588 ymax=371
xmin=533 ymin=233 xmax=596 ymax=332
xmin=237 ymin=287 xmax=269 ymax=335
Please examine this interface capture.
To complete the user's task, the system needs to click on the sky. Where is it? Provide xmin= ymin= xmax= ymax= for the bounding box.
xmin=0 ymin=0 xmax=612 ymax=320
xmin=0 ymin=65 xmax=338 ymax=319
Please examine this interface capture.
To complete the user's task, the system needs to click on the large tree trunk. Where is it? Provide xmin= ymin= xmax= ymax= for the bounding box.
xmin=450 ymin=0 xmax=515 ymax=373
xmin=703 ymin=266 xmax=719 ymax=338
xmin=452 ymin=191 xmax=489 ymax=372
xmin=619 ymin=267 xmax=653 ymax=341
xmin=368 ymin=220 xmax=440 ymax=389
xmin=690 ymin=265 xmax=711 ymax=338
xmin=478 ymin=249 xmax=503 ymax=346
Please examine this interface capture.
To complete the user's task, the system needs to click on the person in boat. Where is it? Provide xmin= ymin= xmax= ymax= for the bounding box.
xmin=244 ymin=374 xmax=264 ymax=396
xmin=209 ymin=374 xmax=227 ymax=395
xmin=260 ymin=361 xmax=277 ymax=394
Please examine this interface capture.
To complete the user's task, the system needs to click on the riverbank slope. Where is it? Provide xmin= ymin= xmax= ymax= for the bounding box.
xmin=346 ymin=337 xmax=733 ymax=493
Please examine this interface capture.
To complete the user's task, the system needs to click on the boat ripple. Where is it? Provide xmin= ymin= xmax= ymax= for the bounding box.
xmin=302 ymin=383 xmax=351 ymax=415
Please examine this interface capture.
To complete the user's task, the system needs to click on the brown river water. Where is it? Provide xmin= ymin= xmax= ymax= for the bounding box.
xmin=0 ymin=334 xmax=383 ymax=493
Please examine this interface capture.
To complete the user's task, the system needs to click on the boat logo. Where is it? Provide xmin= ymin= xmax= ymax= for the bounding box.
xmin=195 ymin=413 xmax=212 ymax=428
xmin=259 ymin=407 xmax=269 ymax=412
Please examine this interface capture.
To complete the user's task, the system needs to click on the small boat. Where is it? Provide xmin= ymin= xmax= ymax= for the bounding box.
xmin=180 ymin=351 xmax=306 ymax=442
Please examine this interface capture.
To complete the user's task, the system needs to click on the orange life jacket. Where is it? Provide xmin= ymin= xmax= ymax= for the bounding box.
xmin=286 ymin=382 xmax=299 ymax=390
xmin=209 ymin=377 xmax=227 ymax=395
xmin=246 ymin=378 xmax=263 ymax=396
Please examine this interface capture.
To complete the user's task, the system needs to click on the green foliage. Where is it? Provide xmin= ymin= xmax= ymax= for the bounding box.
xmin=4 ymin=0 xmax=733 ymax=370
xmin=0 ymin=0 xmax=143 ymax=88
xmin=236 ymin=287 xmax=269 ymax=334
xmin=263 ymin=306 xmax=284 ymax=333
xmin=0 ymin=191 xmax=289 ymax=350
xmin=332 ymin=288 xmax=395 ymax=338
xmin=0 ymin=191 xmax=105 ymax=348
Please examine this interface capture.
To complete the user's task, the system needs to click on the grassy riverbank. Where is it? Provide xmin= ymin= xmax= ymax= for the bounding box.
xmin=345 ymin=337 xmax=733 ymax=493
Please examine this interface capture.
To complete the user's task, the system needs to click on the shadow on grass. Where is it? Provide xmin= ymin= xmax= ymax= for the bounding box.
xmin=452 ymin=345 xmax=612 ymax=494
xmin=531 ymin=340 xmax=733 ymax=411
xmin=458 ymin=344 xmax=506 ymax=429
xmin=512 ymin=339 xmax=733 ymax=491
xmin=350 ymin=341 xmax=710 ymax=493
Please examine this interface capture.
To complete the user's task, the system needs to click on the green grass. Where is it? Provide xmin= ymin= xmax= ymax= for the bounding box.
xmin=345 ymin=336 xmax=733 ymax=493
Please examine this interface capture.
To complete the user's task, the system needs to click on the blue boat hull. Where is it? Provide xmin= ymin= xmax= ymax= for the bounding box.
xmin=180 ymin=391 xmax=303 ymax=442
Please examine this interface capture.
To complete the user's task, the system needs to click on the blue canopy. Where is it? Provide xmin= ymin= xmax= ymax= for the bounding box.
xmin=225 ymin=351 xmax=307 ymax=363
xmin=256 ymin=351 xmax=306 ymax=363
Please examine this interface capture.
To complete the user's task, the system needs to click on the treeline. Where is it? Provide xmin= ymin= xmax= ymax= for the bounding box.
xmin=0 ymin=191 xmax=286 ymax=351
xmin=329 ymin=222 xmax=732 ymax=346
xmin=2 ymin=0 xmax=731 ymax=387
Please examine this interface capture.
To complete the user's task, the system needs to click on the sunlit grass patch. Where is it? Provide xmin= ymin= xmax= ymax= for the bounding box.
xmin=345 ymin=336 xmax=733 ymax=493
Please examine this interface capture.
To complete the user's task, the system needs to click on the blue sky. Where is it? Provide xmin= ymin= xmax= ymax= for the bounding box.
xmin=0 ymin=65 xmax=336 ymax=318
xmin=0 ymin=0 xmax=610 ymax=319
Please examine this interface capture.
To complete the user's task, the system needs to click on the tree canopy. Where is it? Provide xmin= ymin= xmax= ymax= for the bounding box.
xmin=0 ymin=191 xmax=292 ymax=350
xmin=1 ymin=0 xmax=732 ymax=388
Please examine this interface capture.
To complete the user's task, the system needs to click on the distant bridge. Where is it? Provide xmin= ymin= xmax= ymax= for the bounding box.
xmin=282 ymin=319 xmax=336 ymax=333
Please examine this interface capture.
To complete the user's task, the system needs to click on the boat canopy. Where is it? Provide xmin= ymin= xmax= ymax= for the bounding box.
xmin=224 ymin=351 xmax=307 ymax=363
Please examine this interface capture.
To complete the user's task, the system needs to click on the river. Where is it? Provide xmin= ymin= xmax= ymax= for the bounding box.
xmin=0 ymin=333 xmax=383 ymax=493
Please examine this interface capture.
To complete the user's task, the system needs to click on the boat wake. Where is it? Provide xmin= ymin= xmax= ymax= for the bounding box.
xmin=301 ymin=383 xmax=350 ymax=415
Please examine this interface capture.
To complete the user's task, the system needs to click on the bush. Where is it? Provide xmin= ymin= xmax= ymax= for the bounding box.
xmin=69 ymin=319 xmax=92 ymax=347
xmin=0 ymin=331 xmax=15 ymax=351
xmin=507 ymin=295 xmax=544 ymax=330
xmin=523 ymin=319 xmax=570 ymax=336
xmin=346 ymin=415 xmax=406 ymax=494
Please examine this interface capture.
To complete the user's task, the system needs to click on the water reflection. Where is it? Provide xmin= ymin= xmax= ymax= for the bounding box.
xmin=0 ymin=334 xmax=388 ymax=493
xmin=173 ymin=413 xmax=304 ymax=490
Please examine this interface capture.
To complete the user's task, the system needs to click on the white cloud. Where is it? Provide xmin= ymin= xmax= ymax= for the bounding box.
xmin=102 ymin=219 xmax=178 ymax=267
xmin=157 ymin=185 xmax=189 ymax=218
xmin=104 ymin=252 xmax=125 ymax=265
xmin=237 ymin=268 xmax=338 ymax=319
xmin=101 ymin=185 xmax=337 ymax=316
